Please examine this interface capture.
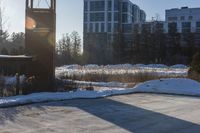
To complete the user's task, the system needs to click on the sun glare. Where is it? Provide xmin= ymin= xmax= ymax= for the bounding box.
xmin=25 ymin=17 xmax=37 ymax=30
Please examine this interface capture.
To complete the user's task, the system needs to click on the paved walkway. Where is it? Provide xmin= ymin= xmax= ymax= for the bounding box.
xmin=0 ymin=94 xmax=200 ymax=133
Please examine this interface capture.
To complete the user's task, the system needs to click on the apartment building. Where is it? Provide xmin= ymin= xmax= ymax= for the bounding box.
xmin=165 ymin=7 xmax=200 ymax=33
xmin=83 ymin=0 xmax=146 ymax=63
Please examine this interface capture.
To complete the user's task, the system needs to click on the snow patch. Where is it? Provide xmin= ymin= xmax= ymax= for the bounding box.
xmin=0 ymin=78 xmax=200 ymax=108
xmin=0 ymin=55 xmax=32 ymax=59
xmin=64 ymin=80 xmax=128 ymax=88
xmin=133 ymin=78 xmax=200 ymax=96
xmin=4 ymin=75 xmax=26 ymax=85
xmin=170 ymin=64 xmax=189 ymax=69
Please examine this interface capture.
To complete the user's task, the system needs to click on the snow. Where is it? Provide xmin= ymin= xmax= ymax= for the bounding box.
xmin=63 ymin=80 xmax=128 ymax=88
xmin=0 ymin=55 xmax=32 ymax=59
xmin=4 ymin=75 xmax=26 ymax=85
xmin=84 ymin=64 xmax=99 ymax=69
xmin=145 ymin=64 xmax=168 ymax=68
xmin=170 ymin=64 xmax=189 ymax=69
xmin=61 ymin=64 xmax=81 ymax=69
xmin=55 ymin=64 xmax=189 ymax=79
xmin=0 ymin=88 xmax=133 ymax=108
xmin=133 ymin=78 xmax=200 ymax=96
xmin=0 ymin=78 xmax=200 ymax=108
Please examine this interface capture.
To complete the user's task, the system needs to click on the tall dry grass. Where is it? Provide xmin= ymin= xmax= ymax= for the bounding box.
xmin=61 ymin=71 xmax=186 ymax=83
xmin=188 ymin=71 xmax=200 ymax=82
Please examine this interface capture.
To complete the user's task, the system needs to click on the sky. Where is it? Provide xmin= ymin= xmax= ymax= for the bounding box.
xmin=2 ymin=0 xmax=200 ymax=41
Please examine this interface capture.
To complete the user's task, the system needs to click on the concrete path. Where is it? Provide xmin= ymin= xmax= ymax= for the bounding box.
xmin=0 ymin=94 xmax=200 ymax=133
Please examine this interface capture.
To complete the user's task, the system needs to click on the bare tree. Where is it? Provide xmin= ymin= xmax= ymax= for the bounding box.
xmin=0 ymin=0 xmax=9 ymax=44
xmin=155 ymin=13 xmax=161 ymax=21
xmin=70 ymin=31 xmax=81 ymax=62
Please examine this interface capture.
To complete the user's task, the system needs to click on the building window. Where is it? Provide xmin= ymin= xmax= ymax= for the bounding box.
xmin=84 ymin=23 xmax=88 ymax=32
xmin=188 ymin=16 xmax=193 ymax=20
xmin=196 ymin=22 xmax=200 ymax=27
xmin=180 ymin=16 xmax=185 ymax=20
xmin=133 ymin=5 xmax=138 ymax=15
xmin=95 ymin=23 xmax=99 ymax=32
xmin=90 ymin=13 xmax=105 ymax=21
xmin=90 ymin=1 xmax=105 ymax=11
xmin=196 ymin=22 xmax=200 ymax=33
xmin=89 ymin=23 xmax=93 ymax=32
xmin=84 ymin=13 xmax=88 ymax=22
xmin=132 ymin=6 xmax=135 ymax=15
xmin=122 ymin=2 xmax=128 ymax=12
xmin=114 ymin=12 xmax=119 ymax=21
xmin=108 ymin=12 xmax=112 ymax=21
xmin=114 ymin=0 xmax=119 ymax=11
xmin=122 ymin=14 xmax=128 ymax=23
xmin=168 ymin=17 xmax=178 ymax=21
xmin=84 ymin=1 xmax=88 ymax=11
xmin=114 ymin=23 xmax=119 ymax=32
xmin=182 ymin=22 xmax=191 ymax=33
xmin=132 ymin=16 xmax=134 ymax=22
xmin=101 ymin=23 xmax=105 ymax=32
xmin=108 ymin=0 xmax=112 ymax=11
xmin=108 ymin=23 xmax=112 ymax=32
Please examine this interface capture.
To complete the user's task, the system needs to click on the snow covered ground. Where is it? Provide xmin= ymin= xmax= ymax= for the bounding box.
xmin=63 ymin=80 xmax=128 ymax=88
xmin=133 ymin=78 xmax=200 ymax=96
xmin=0 ymin=78 xmax=200 ymax=108
xmin=56 ymin=64 xmax=189 ymax=79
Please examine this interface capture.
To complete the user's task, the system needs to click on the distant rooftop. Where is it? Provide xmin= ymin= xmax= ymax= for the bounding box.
xmin=167 ymin=6 xmax=200 ymax=11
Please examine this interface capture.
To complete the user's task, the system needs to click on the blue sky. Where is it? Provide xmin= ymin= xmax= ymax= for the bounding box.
xmin=3 ymin=0 xmax=200 ymax=41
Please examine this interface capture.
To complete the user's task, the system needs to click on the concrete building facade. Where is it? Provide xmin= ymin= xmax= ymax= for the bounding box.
xmin=165 ymin=7 xmax=200 ymax=33
xmin=131 ymin=7 xmax=200 ymax=64
xmin=83 ymin=0 xmax=146 ymax=64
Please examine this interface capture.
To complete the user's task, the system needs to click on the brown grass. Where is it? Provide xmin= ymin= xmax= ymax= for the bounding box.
xmin=61 ymin=71 xmax=185 ymax=83
xmin=188 ymin=71 xmax=200 ymax=82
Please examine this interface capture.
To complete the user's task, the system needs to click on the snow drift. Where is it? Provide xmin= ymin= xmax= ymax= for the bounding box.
xmin=0 ymin=78 xmax=200 ymax=108
xmin=133 ymin=78 xmax=200 ymax=96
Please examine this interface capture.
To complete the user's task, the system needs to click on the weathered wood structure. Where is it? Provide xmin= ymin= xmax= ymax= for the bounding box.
xmin=25 ymin=0 xmax=56 ymax=92
xmin=0 ymin=55 xmax=33 ymax=75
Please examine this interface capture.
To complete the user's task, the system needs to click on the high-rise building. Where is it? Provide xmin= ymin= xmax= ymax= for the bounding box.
xmin=83 ymin=0 xmax=146 ymax=64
